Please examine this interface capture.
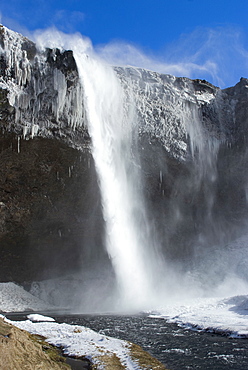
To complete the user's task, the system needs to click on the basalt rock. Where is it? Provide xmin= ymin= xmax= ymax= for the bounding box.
xmin=0 ymin=132 xmax=107 ymax=282
xmin=0 ymin=26 xmax=106 ymax=282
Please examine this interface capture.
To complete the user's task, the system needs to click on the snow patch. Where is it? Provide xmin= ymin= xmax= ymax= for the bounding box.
xmin=27 ymin=314 xmax=55 ymax=322
xmin=0 ymin=282 xmax=54 ymax=312
xmin=149 ymin=294 xmax=248 ymax=338
xmin=7 ymin=318 xmax=141 ymax=370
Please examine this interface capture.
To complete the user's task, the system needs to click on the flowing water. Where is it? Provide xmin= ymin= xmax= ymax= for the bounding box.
xmin=6 ymin=312 xmax=248 ymax=370
xmin=71 ymin=41 xmax=163 ymax=310
xmin=68 ymin=37 xmax=227 ymax=311
xmin=32 ymin=30 xmax=166 ymax=310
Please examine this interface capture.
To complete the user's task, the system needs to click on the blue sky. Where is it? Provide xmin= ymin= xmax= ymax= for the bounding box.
xmin=1 ymin=0 xmax=248 ymax=87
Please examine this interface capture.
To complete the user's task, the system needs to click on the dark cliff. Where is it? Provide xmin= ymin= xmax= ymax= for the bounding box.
xmin=0 ymin=26 xmax=106 ymax=282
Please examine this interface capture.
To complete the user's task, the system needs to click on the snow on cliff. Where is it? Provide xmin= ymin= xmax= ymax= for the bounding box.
xmin=0 ymin=24 xmax=227 ymax=161
xmin=0 ymin=282 xmax=53 ymax=312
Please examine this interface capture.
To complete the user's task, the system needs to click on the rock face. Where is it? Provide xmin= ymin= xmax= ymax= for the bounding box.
xmin=0 ymin=133 xmax=106 ymax=282
xmin=0 ymin=25 xmax=89 ymax=148
xmin=0 ymin=25 xmax=248 ymax=287
xmin=0 ymin=26 xmax=106 ymax=282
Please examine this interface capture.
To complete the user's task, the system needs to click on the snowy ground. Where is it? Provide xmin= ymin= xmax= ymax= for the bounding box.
xmin=149 ymin=294 xmax=248 ymax=338
xmin=0 ymin=284 xmax=156 ymax=369
xmin=148 ymin=235 xmax=248 ymax=339
xmin=2 ymin=314 xmax=141 ymax=370
xmin=0 ymin=282 xmax=54 ymax=312
xmin=1 ymin=280 xmax=248 ymax=340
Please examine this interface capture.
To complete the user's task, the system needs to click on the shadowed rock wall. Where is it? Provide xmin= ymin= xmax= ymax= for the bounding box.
xmin=0 ymin=132 xmax=107 ymax=282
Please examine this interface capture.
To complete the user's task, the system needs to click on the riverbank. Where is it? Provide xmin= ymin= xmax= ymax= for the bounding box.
xmin=0 ymin=317 xmax=70 ymax=369
xmin=1 ymin=314 xmax=168 ymax=370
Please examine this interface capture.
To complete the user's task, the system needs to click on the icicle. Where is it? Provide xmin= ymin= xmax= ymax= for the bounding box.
xmin=31 ymin=124 xmax=39 ymax=138
xmin=17 ymin=136 xmax=20 ymax=153
xmin=0 ymin=27 xmax=85 ymax=137
xmin=159 ymin=170 xmax=163 ymax=184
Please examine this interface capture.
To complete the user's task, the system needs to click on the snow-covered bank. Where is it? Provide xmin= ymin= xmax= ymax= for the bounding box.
xmin=1 ymin=281 xmax=248 ymax=369
xmin=10 ymin=318 xmax=139 ymax=369
xmin=0 ymin=282 xmax=54 ymax=312
xmin=146 ymin=235 xmax=248 ymax=339
xmin=2 ymin=314 xmax=166 ymax=370
xmin=0 ymin=284 xmax=166 ymax=369
xmin=149 ymin=295 xmax=248 ymax=338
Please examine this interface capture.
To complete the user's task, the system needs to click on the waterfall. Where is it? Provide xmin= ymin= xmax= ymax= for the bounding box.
xmin=64 ymin=38 xmax=159 ymax=309
xmin=5 ymin=26 xmax=247 ymax=310
xmin=31 ymin=32 xmax=224 ymax=308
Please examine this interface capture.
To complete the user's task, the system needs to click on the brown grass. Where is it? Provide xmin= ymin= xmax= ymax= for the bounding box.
xmin=129 ymin=342 xmax=169 ymax=370
xmin=0 ymin=317 xmax=71 ymax=370
xmin=94 ymin=353 xmax=126 ymax=369
xmin=92 ymin=340 xmax=170 ymax=370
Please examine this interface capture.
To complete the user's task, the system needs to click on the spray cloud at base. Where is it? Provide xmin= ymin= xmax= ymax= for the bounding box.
xmin=72 ymin=40 xmax=162 ymax=310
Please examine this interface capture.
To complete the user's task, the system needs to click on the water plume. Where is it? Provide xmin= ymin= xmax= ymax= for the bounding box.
xmin=34 ymin=30 xmax=163 ymax=310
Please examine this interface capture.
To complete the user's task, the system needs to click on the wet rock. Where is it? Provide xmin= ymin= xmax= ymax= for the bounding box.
xmin=0 ymin=132 xmax=107 ymax=282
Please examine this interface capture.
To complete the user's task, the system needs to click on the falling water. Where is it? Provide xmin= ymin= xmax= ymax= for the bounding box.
xmin=66 ymin=39 xmax=160 ymax=309
xmin=33 ymin=32 xmax=226 ymax=308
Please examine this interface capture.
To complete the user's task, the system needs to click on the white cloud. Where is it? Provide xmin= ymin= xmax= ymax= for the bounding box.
xmin=96 ymin=26 xmax=248 ymax=88
xmin=96 ymin=41 xmax=220 ymax=85
xmin=0 ymin=14 xmax=33 ymax=39
xmin=0 ymin=9 xmax=85 ymax=37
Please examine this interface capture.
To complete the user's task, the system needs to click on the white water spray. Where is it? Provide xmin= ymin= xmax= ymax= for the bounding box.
xmin=47 ymin=34 xmax=160 ymax=309
xmin=75 ymin=51 xmax=153 ymax=307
